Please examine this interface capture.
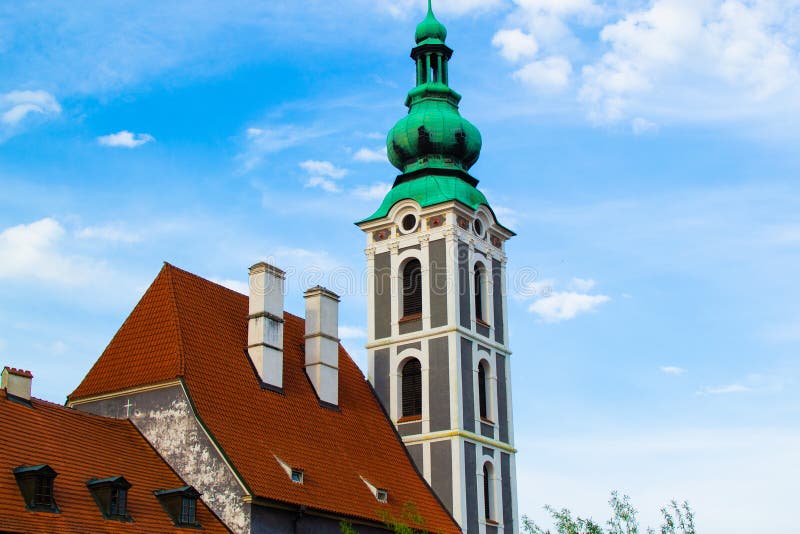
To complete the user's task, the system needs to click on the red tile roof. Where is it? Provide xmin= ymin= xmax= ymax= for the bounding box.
xmin=70 ymin=263 xmax=459 ymax=532
xmin=0 ymin=390 xmax=229 ymax=533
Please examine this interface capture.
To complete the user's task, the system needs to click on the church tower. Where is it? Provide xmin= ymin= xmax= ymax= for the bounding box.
xmin=357 ymin=3 xmax=518 ymax=532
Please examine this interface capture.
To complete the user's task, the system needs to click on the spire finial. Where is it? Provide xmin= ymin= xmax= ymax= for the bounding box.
xmin=415 ymin=0 xmax=447 ymax=44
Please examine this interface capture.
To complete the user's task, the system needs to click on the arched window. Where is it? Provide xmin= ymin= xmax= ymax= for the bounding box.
xmin=401 ymin=358 xmax=422 ymax=418
xmin=474 ymin=263 xmax=486 ymax=323
xmin=483 ymin=463 xmax=493 ymax=520
xmin=402 ymin=259 xmax=423 ymax=318
xmin=478 ymin=361 xmax=489 ymax=420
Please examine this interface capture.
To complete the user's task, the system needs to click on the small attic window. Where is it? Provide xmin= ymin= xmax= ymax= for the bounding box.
xmin=375 ymin=489 xmax=389 ymax=503
xmin=291 ymin=469 xmax=304 ymax=484
xmin=13 ymin=464 xmax=58 ymax=512
xmin=86 ymin=476 xmax=131 ymax=521
xmin=154 ymin=486 xmax=201 ymax=528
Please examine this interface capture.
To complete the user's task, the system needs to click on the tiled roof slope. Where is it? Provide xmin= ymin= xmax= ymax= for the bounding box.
xmin=70 ymin=263 xmax=460 ymax=533
xmin=0 ymin=390 xmax=229 ymax=533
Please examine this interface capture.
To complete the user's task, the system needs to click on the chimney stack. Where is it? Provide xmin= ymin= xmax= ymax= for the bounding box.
xmin=248 ymin=262 xmax=285 ymax=391
xmin=304 ymin=286 xmax=340 ymax=407
xmin=2 ymin=367 xmax=32 ymax=401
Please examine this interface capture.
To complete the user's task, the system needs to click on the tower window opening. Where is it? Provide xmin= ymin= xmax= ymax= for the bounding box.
xmin=474 ymin=263 xmax=486 ymax=323
xmin=483 ymin=463 xmax=493 ymax=521
xmin=478 ymin=361 xmax=489 ymax=420
xmin=401 ymin=358 xmax=422 ymax=418
xmin=402 ymin=214 xmax=417 ymax=232
xmin=402 ymin=259 xmax=423 ymax=318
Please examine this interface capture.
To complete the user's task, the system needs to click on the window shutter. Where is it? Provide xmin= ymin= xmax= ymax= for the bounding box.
xmin=402 ymin=260 xmax=423 ymax=317
xmin=478 ymin=363 xmax=487 ymax=419
xmin=401 ymin=359 xmax=422 ymax=417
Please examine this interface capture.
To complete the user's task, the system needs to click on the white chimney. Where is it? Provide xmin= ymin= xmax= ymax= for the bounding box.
xmin=248 ymin=262 xmax=285 ymax=391
xmin=2 ymin=367 xmax=32 ymax=401
xmin=304 ymin=286 xmax=340 ymax=407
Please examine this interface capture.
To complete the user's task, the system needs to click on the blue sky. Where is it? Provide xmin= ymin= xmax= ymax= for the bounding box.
xmin=1 ymin=0 xmax=799 ymax=532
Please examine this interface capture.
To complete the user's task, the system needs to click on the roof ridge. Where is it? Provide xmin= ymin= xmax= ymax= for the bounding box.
xmin=164 ymin=264 xmax=188 ymax=376
xmin=1 ymin=390 xmax=133 ymax=426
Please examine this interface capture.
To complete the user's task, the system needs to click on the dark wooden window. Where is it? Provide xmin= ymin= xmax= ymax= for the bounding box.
xmin=483 ymin=463 xmax=492 ymax=520
xmin=402 ymin=259 xmax=423 ymax=318
xmin=474 ymin=264 xmax=485 ymax=322
xmin=181 ymin=496 xmax=197 ymax=525
xmin=110 ymin=488 xmax=127 ymax=517
xmin=154 ymin=486 xmax=201 ymax=527
xmin=478 ymin=362 xmax=488 ymax=419
xmin=35 ymin=476 xmax=53 ymax=507
xmin=401 ymin=358 xmax=422 ymax=417
xmin=13 ymin=464 xmax=58 ymax=512
xmin=86 ymin=476 xmax=131 ymax=520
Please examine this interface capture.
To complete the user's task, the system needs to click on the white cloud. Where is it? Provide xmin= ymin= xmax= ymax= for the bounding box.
xmin=632 ymin=117 xmax=659 ymax=134
xmin=299 ymin=160 xmax=347 ymax=179
xmin=698 ymin=383 xmax=751 ymax=395
xmin=660 ymin=365 xmax=687 ymax=376
xmin=353 ymin=182 xmax=391 ymax=201
xmin=0 ymin=218 xmax=107 ymax=287
xmin=529 ymin=290 xmax=610 ymax=322
xmin=579 ymin=0 xmax=800 ymax=124
xmin=0 ymin=90 xmax=61 ymax=126
xmin=339 ymin=325 xmax=367 ymax=339
xmin=353 ymin=146 xmax=387 ymax=163
xmin=569 ymin=277 xmax=596 ymax=292
xmin=97 ymin=130 xmax=154 ymax=148
xmin=305 ymin=176 xmax=341 ymax=193
xmin=210 ymin=278 xmax=249 ymax=294
xmin=514 ymin=56 xmax=573 ymax=92
xmin=299 ymin=160 xmax=347 ymax=193
xmin=76 ymin=224 xmax=142 ymax=243
xmin=492 ymin=29 xmax=538 ymax=62
xmin=239 ymin=125 xmax=330 ymax=172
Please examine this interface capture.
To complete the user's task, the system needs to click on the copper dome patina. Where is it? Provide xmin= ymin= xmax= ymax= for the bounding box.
xmin=360 ymin=1 xmax=509 ymax=233
xmin=415 ymin=0 xmax=447 ymax=44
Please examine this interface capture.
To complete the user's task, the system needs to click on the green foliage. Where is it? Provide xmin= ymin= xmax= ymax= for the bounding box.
xmin=523 ymin=492 xmax=695 ymax=534
xmin=341 ymin=501 xmax=438 ymax=534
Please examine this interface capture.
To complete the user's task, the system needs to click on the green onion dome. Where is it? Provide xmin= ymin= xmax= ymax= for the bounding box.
xmin=387 ymin=83 xmax=482 ymax=173
xmin=415 ymin=1 xmax=447 ymax=44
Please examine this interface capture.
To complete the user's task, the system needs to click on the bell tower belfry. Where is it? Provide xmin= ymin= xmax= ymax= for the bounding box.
xmin=356 ymin=3 xmax=518 ymax=532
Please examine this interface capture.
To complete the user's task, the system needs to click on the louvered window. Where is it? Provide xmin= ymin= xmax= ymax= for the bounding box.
xmin=474 ymin=264 xmax=485 ymax=322
xmin=478 ymin=362 xmax=488 ymax=419
xmin=401 ymin=358 xmax=422 ymax=418
xmin=402 ymin=259 xmax=423 ymax=318
xmin=483 ymin=463 xmax=492 ymax=520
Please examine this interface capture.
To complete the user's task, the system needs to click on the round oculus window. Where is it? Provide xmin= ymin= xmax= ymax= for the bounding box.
xmin=401 ymin=214 xmax=418 ymax=232
xmin=473 ymin=219 xmax=484 ymax=237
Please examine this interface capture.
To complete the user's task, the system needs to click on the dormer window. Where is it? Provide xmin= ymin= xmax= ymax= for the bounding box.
xmin=154 ymin=486 xmax=201 ymax=528
xmin=291 ymin=469 xmax=304 ymax=484
xmin=86 ymin=476 xmax=131 ymax=521
xmin=13 ymin=464 xmax=58 ymax=512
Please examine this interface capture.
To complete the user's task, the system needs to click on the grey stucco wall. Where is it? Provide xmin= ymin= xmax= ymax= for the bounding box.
xmin=398 ymin=421 xmax=422 ymax=436
xmin=428 ymin=336 xmax=450 ymax=432
xmin=464 ymin=442 xmax=478 ymax=533
xmin=374 ymin=348 xmax=390 ymax=412
xmin=458 ymin=242 xmax=470 ymax=328
xmin=406 ymin=443 xmax=423 ymax=474
xmin=374 ymin=252 xmax=391 ymax=339
xmin=492 ymin=259 xmax=504 ymax=344
xmin=75 ymin=385 xmax=249 ymax=533
xmin=430 ymin=440 xmax=453 ymax=514
xmin=460 ymin=337 xmax=475 ymax=433
xmin=429 ymin=238 xmax=448 ymax=328
xmin=399 ymin=317 xmax=422 ymax=334
xmin=251 ymin=504 xmax=390 ymax=534
xmin=496 ymin=353 xmax=509 ymax=444
xmin=501 ymin=452 xmax=514 ymax=533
